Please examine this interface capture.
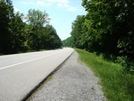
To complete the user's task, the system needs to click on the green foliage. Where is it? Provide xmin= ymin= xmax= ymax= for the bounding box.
xmin=26 ymin=9 xmax=61 ymax=50
xmin=83 ymin=0 xmax=134 ymax=71
xmin=0 ymin=1 xmax=62 ymax=54
xmin=0 ymin=0 xmax=14 ymax=54
xmin=71 ymin=15 xmax=88 ymax=49
xmin=27 ymin=9 xmax=49 ymax=50
xmin=42 ymin=25 xmax=62 ymax=49
xmin=65 ymin=0 xmax=134 ymax=71
xmin=76 ymin=48 xmax=134 ymax=101
xmin=62 ymin=37 xmax=73 ymax=47
xmin=116 ymin=56 xmax=134 ymax=73
xmin=27 ymin=9 xmax=49 ymax=27
xmin=9 ymin=12 xmax=27 ymax=53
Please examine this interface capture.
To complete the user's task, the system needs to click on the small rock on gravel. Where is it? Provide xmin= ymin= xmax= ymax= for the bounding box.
xmin=29 ymin=51 xmax=106 ymax=101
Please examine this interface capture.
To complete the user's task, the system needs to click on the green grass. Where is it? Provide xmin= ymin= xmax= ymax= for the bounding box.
xmin=46 ymin=76 xmax=52 ymax=82
xmin=75 ymin=48 xmax=134 ymax=101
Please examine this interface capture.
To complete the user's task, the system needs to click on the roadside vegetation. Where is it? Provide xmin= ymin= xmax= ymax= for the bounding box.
xmin=62 ymin=1 xmax=134 ymax=100
xmin=0 ymin=0 xmax=62 ymax=55
xmin=76 ymin=48 xmax=134 ymax=101
xmin=63 ymin=0 xmax=134 ymax=72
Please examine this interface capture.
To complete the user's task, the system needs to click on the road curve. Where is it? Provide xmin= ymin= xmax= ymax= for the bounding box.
xmin=0 ymin=48 xmax=74 ymax=101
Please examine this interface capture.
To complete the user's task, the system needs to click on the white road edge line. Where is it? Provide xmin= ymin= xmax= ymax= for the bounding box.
xmin=0 ymin=52 xmax=62 ymax=70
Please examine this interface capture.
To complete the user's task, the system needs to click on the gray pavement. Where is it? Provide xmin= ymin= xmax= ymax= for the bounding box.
xmin=0 ymin=48 xmax=74 ymax=101
xmin=29 ymin=51 xmax=106 ymax=101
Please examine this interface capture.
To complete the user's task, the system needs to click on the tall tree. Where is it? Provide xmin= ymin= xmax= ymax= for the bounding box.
xmin=62 ymin=37 xmax=73 ymax=47
xmin=27 ymin=9 xmax=49 ymax=27
xmin=81 ymin=0 xmax=134 ymax=70
xmin=9 ymin=12 xmax=27 ymax=53
xmin=27 ymin=9 xmax=50 ymax=50
xmin=71 ymin=15 xmax=88 ymax=49
xmin=0 ymin=0 xmax=14 ymax=54
xmin=40 ymin=25 xmax=62 ymax=49
xmin=27 ymin=9 xmax=62 ymax=50
xmin=0 ymin=1 xmax=62 ymax=54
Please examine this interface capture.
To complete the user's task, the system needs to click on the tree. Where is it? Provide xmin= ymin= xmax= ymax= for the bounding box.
xmin=62 ymin=37 xmax=73 ymax=47
xmin=27 ymin=9 xmax=50 ymax=50
xmin=81 ymin=0 xmax=134 ymax=70
xmin=27 ymin=9 xmax=49 ymax=27
xmin=27 ymin=9 xmax=62 ymax=50
xmin=62 ymin=0 xmax=134 ymax=71
xmin=71 ymin=15 xmax=88 ymax=49
xmin=41 ymin=25 xmax=62 ymax=49
xmin=0 ymin=2 xmax=62 ymax=54
xmin=9 ymin=12 xmax=27 ymax=53
xmin=0 ymin=0 xmax=14 ymax=54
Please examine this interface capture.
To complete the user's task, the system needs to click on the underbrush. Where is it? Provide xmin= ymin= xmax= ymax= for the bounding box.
xmin=76 ymin=49 xmax=134 ymax=101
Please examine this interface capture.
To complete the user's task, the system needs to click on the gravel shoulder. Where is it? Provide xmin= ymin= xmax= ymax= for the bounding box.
xmin=29 ymin=51 xmax=106 ymax=101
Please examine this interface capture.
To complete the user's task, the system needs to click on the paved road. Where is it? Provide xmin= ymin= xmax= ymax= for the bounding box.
xmin=29 ymin=52 xmax=106 ymax=101
xmin=0 ymin=48 xmax=74 ymax=101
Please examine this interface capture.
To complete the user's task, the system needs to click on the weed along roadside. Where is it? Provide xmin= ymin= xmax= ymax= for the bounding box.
xmin=75 ymin=49 xmax=134 ymax=101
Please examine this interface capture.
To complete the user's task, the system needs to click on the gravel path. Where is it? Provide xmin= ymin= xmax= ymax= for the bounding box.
xmin=29 ymin=51 xmax=106 ymax=101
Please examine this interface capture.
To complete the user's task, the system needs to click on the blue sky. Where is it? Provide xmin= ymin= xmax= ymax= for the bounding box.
xmin=13 ymin=0 xmax=86 ymax=40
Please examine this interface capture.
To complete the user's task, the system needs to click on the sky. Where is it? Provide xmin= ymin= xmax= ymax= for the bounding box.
xmin=12 ymin=0 xmax=86 ymax=40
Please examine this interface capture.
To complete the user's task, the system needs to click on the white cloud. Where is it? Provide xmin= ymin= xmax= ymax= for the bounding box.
xmin=47 ymin=0 xmax=77 ymax=11
xmin=14 ymin=7 xmax=21 ymax=12
xmin=57 ymin=2 xmax=78 ymax=12
xmin=67 ymin=6 xmax=77 ymax=11
xmin=20 ymin=1 xmax=29 ymax=5
xmin=50 ymin=19 xmax=57 ymax=23
xmin=20 ymin=0 xmax=35 ymax=5
xmin=29 ymin=1 xmax=35 ymax=5
xmin=37 ymin=0 xmax=51 ymax=6
xmin=21 ymin=14 xmax=28 ymax=20
xmin=47 ymin=0 xmax=69 ymax=4
xmin=20 ymin=0 xmax=79 ymax=11
xmin=57 ymin=3 xmax=69 ymax=8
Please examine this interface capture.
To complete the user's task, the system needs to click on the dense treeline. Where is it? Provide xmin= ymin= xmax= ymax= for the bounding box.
xmin=0 ymin=0 xmax=62 ymax=54
xmin=63 ymin=0 xmax=134 ymax=71
xmin=62 ymin=37 xmax=73 ymax=47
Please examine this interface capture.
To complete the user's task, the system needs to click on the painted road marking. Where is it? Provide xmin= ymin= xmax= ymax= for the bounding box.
xmin=0 ymin=52 xmax=62 ymax=70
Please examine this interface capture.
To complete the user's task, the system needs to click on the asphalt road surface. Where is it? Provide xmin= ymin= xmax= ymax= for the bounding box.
xmin=0 ymin=48 xmax=74 ymax=101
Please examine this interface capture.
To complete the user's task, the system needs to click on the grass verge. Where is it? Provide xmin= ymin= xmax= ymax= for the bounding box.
xmin=75 ymin=48 xmax=134 ymax=101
